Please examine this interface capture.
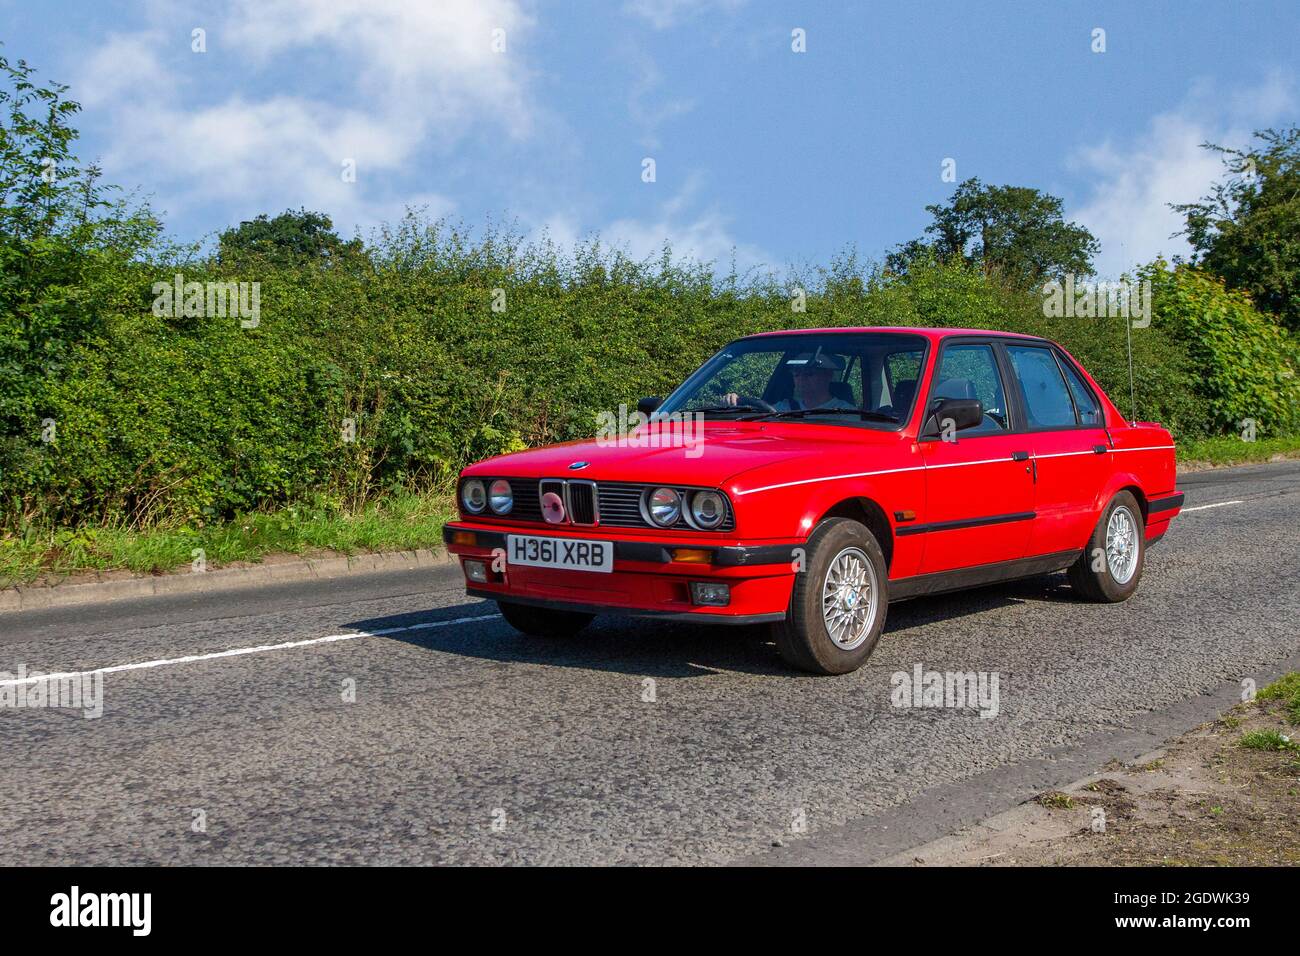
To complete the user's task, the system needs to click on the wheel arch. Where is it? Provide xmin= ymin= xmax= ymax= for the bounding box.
xmin=816 ymin=496 xmax=895 ymax=570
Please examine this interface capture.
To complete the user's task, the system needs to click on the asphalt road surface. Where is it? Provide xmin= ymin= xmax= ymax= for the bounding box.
xmin=2 ymin=461 xmax=1297 ymax=865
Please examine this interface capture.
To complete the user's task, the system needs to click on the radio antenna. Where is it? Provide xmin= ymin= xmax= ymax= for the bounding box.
xmin=1125 ymin=307 xmax=1137 ymax=425
xmin=1120 ymin=243 xmax=1137 ymax=425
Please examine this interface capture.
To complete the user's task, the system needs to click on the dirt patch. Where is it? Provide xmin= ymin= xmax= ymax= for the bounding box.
xmin=883 ymin=689 xmax=1300 ymax=866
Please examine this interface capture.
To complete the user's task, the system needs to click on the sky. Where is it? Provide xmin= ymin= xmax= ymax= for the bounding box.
xmin=6 ymin=0 xmax=1298 ymax=279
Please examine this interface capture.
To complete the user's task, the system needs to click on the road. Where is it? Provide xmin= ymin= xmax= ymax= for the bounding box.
xmin=1 ymin=461 xmax=1297 ymax=865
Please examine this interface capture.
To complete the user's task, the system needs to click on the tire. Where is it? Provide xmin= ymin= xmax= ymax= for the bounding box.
xmin=1067 ymin=491 xmax=1145 ymax=602
xmin=497 ymin=600 xmax=595 ymax=637
xmin=771 ymin=517 xmax=889 ymax=675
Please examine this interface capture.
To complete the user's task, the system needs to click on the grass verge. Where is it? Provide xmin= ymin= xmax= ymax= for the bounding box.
xmin=3 ymin=433 xmax=1298 ymax=588
xmin=0 ymin=492 xmax=456 ymax=588
xmin=1176 ymin=433 xmax=1300 ymax=468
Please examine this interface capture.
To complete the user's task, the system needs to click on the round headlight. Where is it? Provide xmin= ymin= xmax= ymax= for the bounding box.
xmin=690 ymin=490 xmax=726 ymax=529
xmin=488 ymin=479 xmax=513 ymax=515
xmin=647 ymin=487 xmax=682 ymax=527
xmin=461 ymin=479 xmax=486 ymax=513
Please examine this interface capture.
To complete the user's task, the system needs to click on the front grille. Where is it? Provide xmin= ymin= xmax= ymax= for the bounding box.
xmin=462 ymin=478 xmax=733 ymax=532
xmin=508 ymin=479 xmax=542 ymax=521
xmin=567 ymin=480 xmax=597 ymax=525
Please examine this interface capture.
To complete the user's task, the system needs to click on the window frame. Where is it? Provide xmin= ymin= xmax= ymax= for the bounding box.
xmin=998 ymin=341 xmax=1108 ymax=434
xmin=918 ymin=336 xmax=1016 ymax=442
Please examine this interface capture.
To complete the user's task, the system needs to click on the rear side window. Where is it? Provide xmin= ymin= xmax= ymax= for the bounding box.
xmin=1007 ymin=346 xmax=1077 ymax=429
xmin=1058 ymin=357 xmax=1102 ymax=425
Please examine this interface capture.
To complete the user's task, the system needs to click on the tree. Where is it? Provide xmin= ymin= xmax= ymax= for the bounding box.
xmin=218 ymin=208 xmax=362 ymax=266
xmin=1172 ymin=127 xmax=1300 ymax=333
xmin=887 ymin=178 xmax=1099 ymax=288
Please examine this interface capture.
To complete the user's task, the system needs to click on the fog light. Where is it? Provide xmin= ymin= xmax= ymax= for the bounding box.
xmin=690 ymin=581 xmax=731 ymax=607
xmin=452 ymin=531 xmax=477 ymax=546
xmin=463 ymin=559 xmax=488 ymax=584
xmin=671 ymin=548 xmax=712 ymax=564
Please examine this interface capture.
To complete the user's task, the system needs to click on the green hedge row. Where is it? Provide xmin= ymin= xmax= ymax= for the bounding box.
xmin=3 ymin=221 xmax=1297 ymax=529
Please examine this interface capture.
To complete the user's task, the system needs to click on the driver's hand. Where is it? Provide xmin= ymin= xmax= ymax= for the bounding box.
xmin=722 ymin=392 xmax=740 ymax=406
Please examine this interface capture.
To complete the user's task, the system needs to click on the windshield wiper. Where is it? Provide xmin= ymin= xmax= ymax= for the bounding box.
xmin=749 ymin=408 xmax=899 ymax=423
xmin=681 ymin=404 xmax=767 ymax=415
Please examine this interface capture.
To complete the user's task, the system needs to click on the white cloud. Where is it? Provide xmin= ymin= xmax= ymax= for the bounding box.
xmin=624 ymin=0 xmax=748 ymax=31
xmin=72 ymin=0 xmax=534 ymax=236
xmin=531 ymin=178 xmax=773 ymax=278
xmin=626 ymin=50 xmax=695 ymax=150
xmin=1069 ymin=73 xmax=1296 ymax=279
xmin=225 ymin=0 xmax=534 ymax=136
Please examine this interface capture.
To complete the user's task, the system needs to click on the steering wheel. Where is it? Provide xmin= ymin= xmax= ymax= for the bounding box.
xmin=733 ymin=394 xmax=777 ymax=413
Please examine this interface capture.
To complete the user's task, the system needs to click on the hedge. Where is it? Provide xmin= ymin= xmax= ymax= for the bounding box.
xmin=2 ymin=218 xmax=1296 ymax=529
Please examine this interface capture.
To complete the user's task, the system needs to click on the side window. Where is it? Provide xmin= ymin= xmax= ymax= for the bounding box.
xmin=1007 ymin=346 xmax=1077 ymax=429
xmin=929 ymin=344 xmax=1008 ymax=434
xmin=1058 ymin=356 xmax=1102 ymax=425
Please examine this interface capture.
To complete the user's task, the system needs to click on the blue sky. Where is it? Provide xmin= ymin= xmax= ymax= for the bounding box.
xmin=7 ymin=0 xmax=1298 ymax=278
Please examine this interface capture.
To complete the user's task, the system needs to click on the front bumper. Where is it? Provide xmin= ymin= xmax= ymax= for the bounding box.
xmin=442 ymin=523 xmax=798 ymax=623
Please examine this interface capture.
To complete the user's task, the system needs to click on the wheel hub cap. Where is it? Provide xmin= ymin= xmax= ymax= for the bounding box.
xmin=1105 ymin=505 xmax=1139 ymax=585
xmin=821 ymin=547 xmax=879 ymax=651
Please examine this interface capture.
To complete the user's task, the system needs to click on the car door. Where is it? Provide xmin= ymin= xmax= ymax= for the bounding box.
xmin=915 ymin=340 xmax=1035 ymax=574
xmin=1001 ymin=342 xmax=1111 ymax=558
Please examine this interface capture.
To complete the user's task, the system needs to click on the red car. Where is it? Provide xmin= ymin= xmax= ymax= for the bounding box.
xmin=444 ymin=327 xmax=1183 ymax=674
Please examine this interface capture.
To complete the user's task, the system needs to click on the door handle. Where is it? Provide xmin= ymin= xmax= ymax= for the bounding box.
xmin=1093 ymin=444 xmax=1108 ymax=454
xmin=1011 ymin=450 xmax=1030 ymax=461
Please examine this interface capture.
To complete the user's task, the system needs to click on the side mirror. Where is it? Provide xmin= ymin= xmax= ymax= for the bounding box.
xmin=637 ymin=396 xmax=664 ymax=416
xmin=923 ymin=397 xmax=982 ymax=437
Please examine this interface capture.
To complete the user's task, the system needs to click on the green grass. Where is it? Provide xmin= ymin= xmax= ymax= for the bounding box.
xmin=1036 ymin=791 xmax=1077 ymax=810
xmin=0 ymin=492 xmax=456 ymax=587
xmin=1176 ymin=434 xmax=1300 ymax=467
xmin=1257 ymin=672 xmax=1300 ymax=726
xmin=1239 ymin=729 xmax=1300 ymax=752
xmin=2 ymin=432 xmax=1297 ymax=588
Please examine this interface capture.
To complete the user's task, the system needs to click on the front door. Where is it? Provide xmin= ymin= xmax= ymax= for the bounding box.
xmin=916 ymin=341 xmax=1035 ymax=574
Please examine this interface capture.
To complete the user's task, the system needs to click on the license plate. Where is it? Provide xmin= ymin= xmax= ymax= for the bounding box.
xmin=506 ymin=534 xmax=614 ymax=573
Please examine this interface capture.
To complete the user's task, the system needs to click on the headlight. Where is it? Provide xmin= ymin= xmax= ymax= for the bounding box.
xmin=488 ymin=479 xmax=513 ymax=514
xmin=461 ymin=479 xmax=486 ymax=513
xmin=647 ymin=487 xmax=682 ymax=526
xmin=690 ymin=490 xmax=726 ymax=529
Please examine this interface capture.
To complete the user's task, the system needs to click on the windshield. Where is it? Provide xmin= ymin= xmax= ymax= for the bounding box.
xmin=659 ymin=332 xmax=928 ymax=428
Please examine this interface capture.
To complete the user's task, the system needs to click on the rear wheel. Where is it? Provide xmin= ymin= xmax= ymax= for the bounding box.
xmin=1068 ymin=491 xmax=1145 ymax=602
xmin=771 ymin=517 xmax=889 ymax=675
xmin=497 ymin=600 xmax=594 ymax=637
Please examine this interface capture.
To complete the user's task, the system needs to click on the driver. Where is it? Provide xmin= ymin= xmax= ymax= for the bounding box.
xmin=724 ymin=351 xmax=855 ymax=411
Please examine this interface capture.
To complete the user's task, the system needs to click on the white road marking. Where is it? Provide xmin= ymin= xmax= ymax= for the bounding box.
xmin=0 ymin=612 xmax=502 ymax=689
xmin=1181 ymin=499 xmax=1244 ymax=512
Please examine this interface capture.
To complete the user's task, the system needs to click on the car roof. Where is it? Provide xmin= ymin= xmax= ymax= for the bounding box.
xmin=737 ymin=326 xmax=1047 ymax=343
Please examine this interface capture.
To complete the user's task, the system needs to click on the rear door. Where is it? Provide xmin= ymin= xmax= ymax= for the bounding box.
xmin=1000 ymin=342 xmax=1111 ymax=558
xmin=915 ymin=339 xmax=1035 ymax=573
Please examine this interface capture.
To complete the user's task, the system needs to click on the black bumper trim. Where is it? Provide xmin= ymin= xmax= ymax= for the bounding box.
xmin=895 ymin=511 xmax=1036 ymax=537
xmin=468 ymin=588 xmax=786 ymax=625
xmin=443 ymin=525 xmax=796 ymax=568
xmin=889 ymin=549 xmax=1081 ymax=601
xmin=1148 ymin=492 xmax=1185 ymax=515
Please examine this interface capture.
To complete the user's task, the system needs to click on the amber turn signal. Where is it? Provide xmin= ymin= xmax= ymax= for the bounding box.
xmin=670 ymin=548 xmax=712 ymax=564
xmin=452 ymin=531 xmax=477 ymax=546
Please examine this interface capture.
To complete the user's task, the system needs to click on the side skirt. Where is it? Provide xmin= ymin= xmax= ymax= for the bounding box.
xmin=889 ymin=549 xmax=1082 ymax=602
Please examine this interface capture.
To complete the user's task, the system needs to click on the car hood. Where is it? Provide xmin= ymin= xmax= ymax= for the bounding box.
xmin=463 ymin=421 xmax=904 ymax=489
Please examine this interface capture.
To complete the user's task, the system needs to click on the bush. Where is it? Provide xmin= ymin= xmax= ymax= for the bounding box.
xmin=1144 ymin=261 xmax=1300 ymax=436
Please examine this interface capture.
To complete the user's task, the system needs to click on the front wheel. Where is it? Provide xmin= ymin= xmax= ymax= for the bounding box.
xmin=771 ymin=517 xmax=889 ymax=675
xmin=1067 ymin=491 xmax=1145 ymax=602
xmin=497 ymin=600 xmax=594 ymax=637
